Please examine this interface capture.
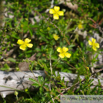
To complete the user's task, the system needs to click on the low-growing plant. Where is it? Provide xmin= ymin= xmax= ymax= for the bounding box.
xmin=0 ymin=0 xmax=103 ymax=102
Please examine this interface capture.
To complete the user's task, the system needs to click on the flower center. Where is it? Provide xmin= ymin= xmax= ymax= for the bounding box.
xmin=92 ymin=41 xmax=96 ymax=47
xmin=54 ymin=10 xmax=59 ymax=15
xmin=60 ymin=49 xmax=66 ymax=54
xmin=23 ymin=42 xmax=28 ymax=46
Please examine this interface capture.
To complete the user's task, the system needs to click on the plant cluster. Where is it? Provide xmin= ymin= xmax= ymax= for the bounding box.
xmin=0 ymin=0 xmax=103 ymax=102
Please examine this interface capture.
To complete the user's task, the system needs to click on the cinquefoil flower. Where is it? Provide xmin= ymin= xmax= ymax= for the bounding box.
xmin=49 ymin=6 xmax=64 ymax=20
xmin=17 ymin=38 xmax=33 ymax=51
xmin=88 ymin=38 xmax=99 ymax=51
xmin=53 ymin=34 xmax=60 ymax=40
xmin=57 ymin=47 xmax=71 ymax=58
xmin=78 ymin=23 xmax=83 ymax=29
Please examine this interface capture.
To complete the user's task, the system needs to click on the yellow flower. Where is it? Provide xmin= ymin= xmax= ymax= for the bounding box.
xmin=57 ymin=47 xmax=71 ymax=58
xmin=49 ymin=6 xmax=64 ymax=20
xmin=78 ymin=23 xmax=83 ymax=29
xmin=86 ymin=67 xmax=89 ymax=70
xmin=53 ymin=34 xmax=60 ymax=40
xmin=17 ymin=38 xmax=33 ymax=51
xmin=88 ymin=38 xmax=99 ymax=51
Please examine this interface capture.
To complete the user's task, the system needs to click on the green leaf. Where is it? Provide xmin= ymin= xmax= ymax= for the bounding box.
xmin=7 ymin=58 xmax=16 ymax=63
xmin=29 ymin=78 xmax=40 ymax=87
xmin=38 ymin=76 xmax=44 ymax=84
xmin=69 ymin=44 xmax=75 ymax=48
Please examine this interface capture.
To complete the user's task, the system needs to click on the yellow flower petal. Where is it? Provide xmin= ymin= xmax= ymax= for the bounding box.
xmin=20 ymin=45 xmax=26 ymax=51
xmin=57 ymin=47 xmax=62 ymax=52
xmin=27 ymin=43 xmax=33 ymax=48
xmin=59 ymin=53 xmax=65 ymax=58
xmin=25 ymin=38 xmax=31 ymax=43
xmin=92 ymin=46 xmax=97 ymax=51
xmin=54 ymin=6 xmax=60 ymax=11
xmin=78 ymin=24 xmax=83 ymax=29
xmin=53 ymin=34 xmax=60 ymax=40
xmin=65 ymin=53 xmax=71 ymax=58
xmin=91 ymin=38 xmax=96 ymax=43
xmin=17 ymin=40 xmax=24 ymax=44
xmin=58 ymin=11 xmax=64 ymax=16
xmin=63 ymin=47 xmax=68 ymax=52
xmin=49 ymin=9 xmax=54 ymax=14
xmin=53 ymin=14 xmax=59 ymax=19
xmin=95 ymin=43 xmax=99 ymax=48
xmin=88 ymin=40 xmax=92 ymax=45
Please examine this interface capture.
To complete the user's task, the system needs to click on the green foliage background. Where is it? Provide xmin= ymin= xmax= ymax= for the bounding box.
xmin=0 ymin=0 xmax=103 ymax=102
